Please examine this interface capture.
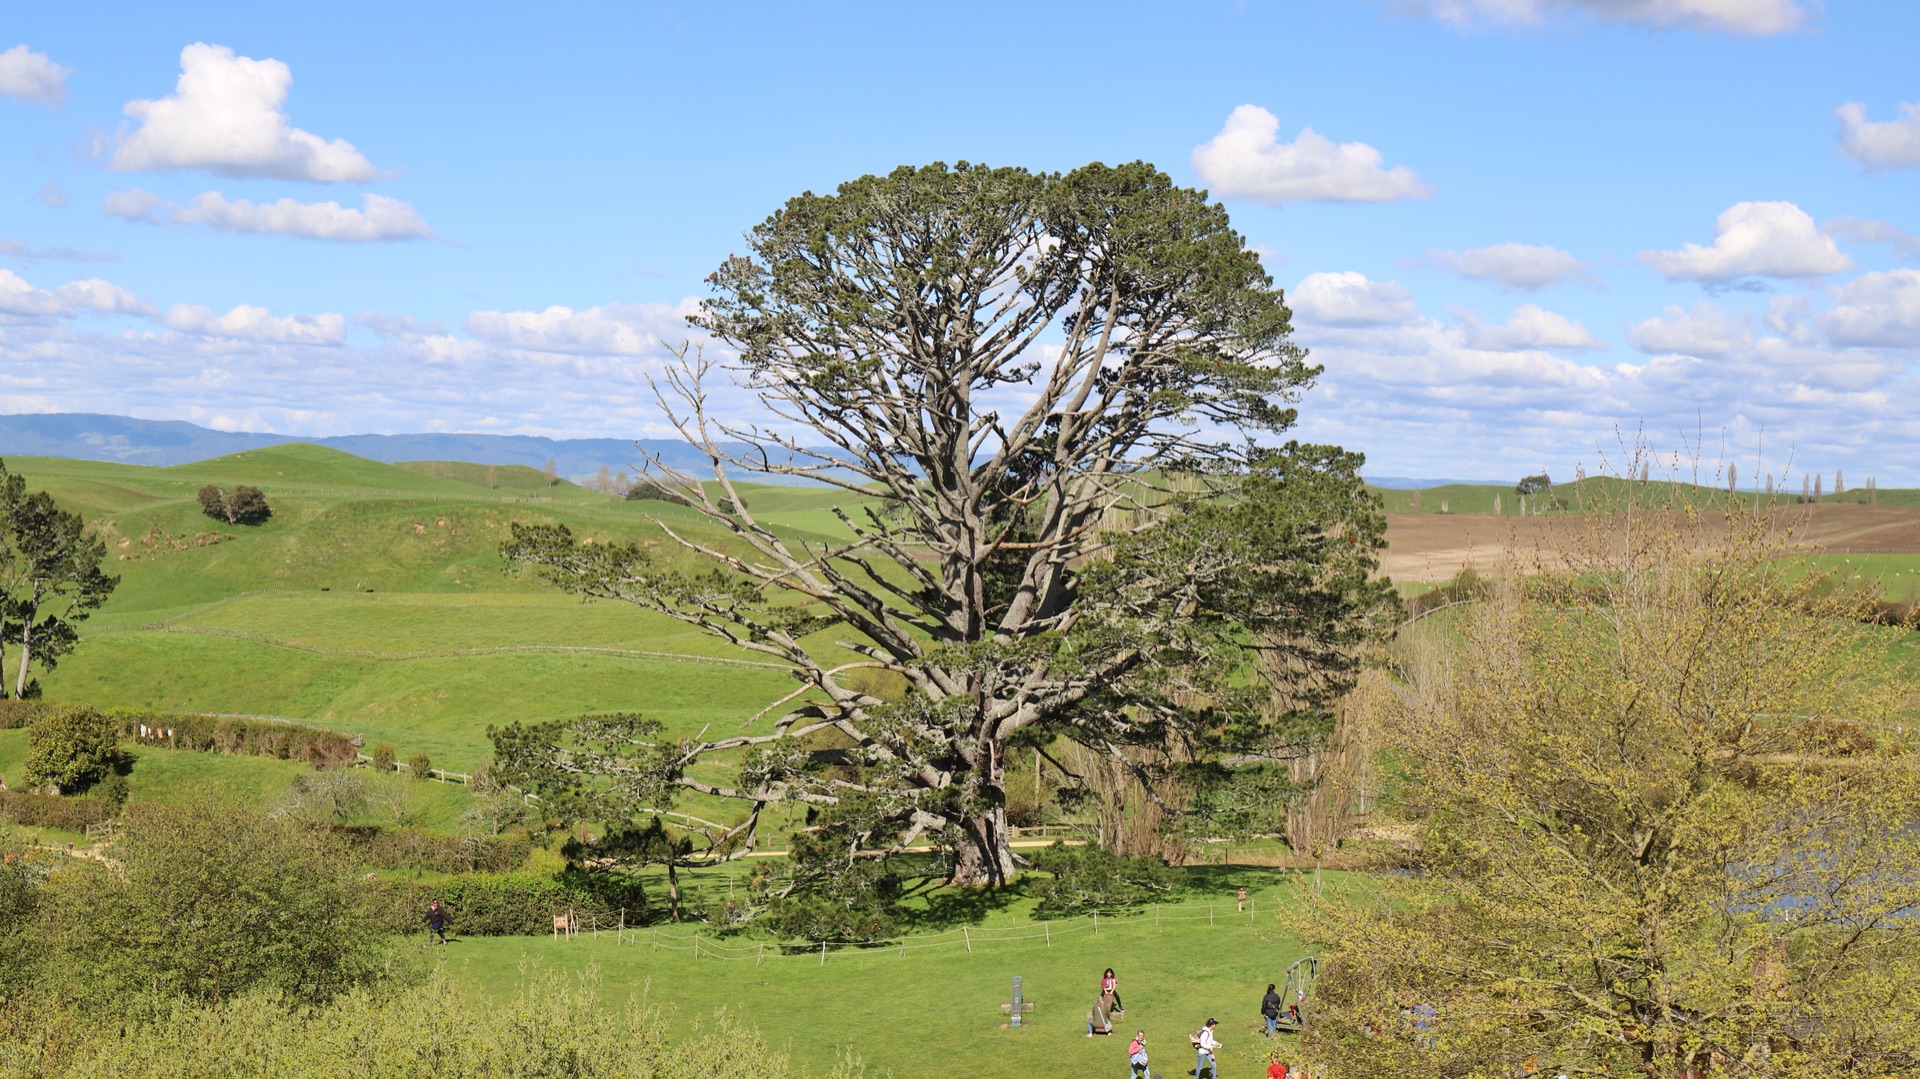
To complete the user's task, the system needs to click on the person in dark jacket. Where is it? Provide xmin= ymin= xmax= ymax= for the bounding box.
xmin=1262 ymin=982 xmax=1284 ymax=1037
xmin=425 ymin=899 xmax=450 ymax=944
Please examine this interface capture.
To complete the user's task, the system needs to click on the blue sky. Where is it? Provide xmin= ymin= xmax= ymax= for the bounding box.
xmin=2 ymin=0 xmax=1917 ymax=483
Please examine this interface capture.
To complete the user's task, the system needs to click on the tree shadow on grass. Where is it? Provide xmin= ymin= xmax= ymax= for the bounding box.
xmin=895 ymin=876 xmax=1033 ymax=932
xmin=1168 ymin=864 xmax=1304 ymax=900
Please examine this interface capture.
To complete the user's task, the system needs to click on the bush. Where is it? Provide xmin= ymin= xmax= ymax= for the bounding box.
xmin=1029 ymin=841 xmax=1174 ymax=917
xmin=625 ymin=480 xmax=691 ymax=506
xmin=332 ymin=826 xmax=532 ymax=874
xmin=0 ymin=791 xmax=112 ymax=831
xmin=370 ymin=742 xmax=396 ymax=772
xmin=373 ymin=870 xmax=643 ymax=937
xmin=760 ymin=894 xmax=901 ymax=945
xmin=406 ymin=753 xmax=432 ymax=780
xmin=196 ymin=484 xmax=272 ymax=525
xmin=22 ymin=705 xmax=122 ymax=794
xmin=118 ymin=709 xmax=357 ymax=767
xmin=43 ymin=799 xmax=385 ymax=1004
xmin=0 ymin=970 xmax=800 ymax=1078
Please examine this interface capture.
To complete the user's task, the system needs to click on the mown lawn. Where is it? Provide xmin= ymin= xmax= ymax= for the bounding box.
xmin=439 ymin=872 xmax=1333 ymax=1079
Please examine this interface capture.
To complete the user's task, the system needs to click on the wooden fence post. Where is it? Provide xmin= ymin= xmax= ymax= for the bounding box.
xmin=820 ymin=941 xmax=826 ymax=966
xmin=1093 ymin=912 xmax=1099 ymax=936
xmin=1045 ymin=921 xmax=1050 ymax=947
xmin=963 ymin=927 xmax=972 ymax=954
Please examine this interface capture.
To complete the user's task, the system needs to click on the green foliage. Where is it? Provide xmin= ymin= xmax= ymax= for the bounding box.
xmin=91 ymin=772 xmax=128 ymax=811
xmin=0 ymin=790 xmax=113 ymax=831
xmin=372 ymin=870 xmax=644 ymax=936
xmin=626 ymin=478 xmax=692 ymax=505
xmin=1029 ymin=841 xmax=1174 ymax=917
xmin=195 ymin=483 xmax=272 ymax=525
xmin=0 ymin=461 xmax=118 ymax=697
xmin=406 ymin=752 xmax=431 ymax=779
xmin=0 ymin=969 xmax=809 ymax=1079
xmin=41 ymin=799 xmax=386 ymax=1005
xmin=332 ymin=825 xmax=531 ymax=874
xmin=0 ymin=850 xmax=41 ymax=997
xmin=370 ymin=742 xmax=395 ymax=771
xmin=21 ymin=705 xmax=121 ymax=794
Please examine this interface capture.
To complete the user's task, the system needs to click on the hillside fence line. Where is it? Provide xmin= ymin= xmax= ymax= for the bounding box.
xmin=545 ymin=897 xmax=1277 ymax=964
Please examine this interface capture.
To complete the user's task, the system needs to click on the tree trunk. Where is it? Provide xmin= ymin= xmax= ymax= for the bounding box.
xmin=950 ymin=802 xmax=1018 ymax=886
xmin=14 ymin=583 xmax=37 ymax=698
xmin=666 ymin=861 xmax=681 ymax=922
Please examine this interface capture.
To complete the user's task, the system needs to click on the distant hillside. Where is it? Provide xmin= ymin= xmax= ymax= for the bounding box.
xmin=0 ymin=412 xmax=812 ymax=484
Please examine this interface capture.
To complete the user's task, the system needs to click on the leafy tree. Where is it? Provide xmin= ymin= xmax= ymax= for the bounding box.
xmin=1029 ymin=841 xmax=1174 ymax=918
xmin=196 ymin=484 xmax=272 ymax=525
xmin=503 ymin=161 xmax=1396 ymax=889
xmin=0 ymin=463 xmax=118 ymax=697
xmin=21 ymin=704 xmax=122 ymax=794
xmin=43 ymin=799 xmax=384 ymax=1005
xmin=565 ymin=817 xmax=695 ymax=921
xmin=1292 ymin=499 xmax=1920 ymax=1077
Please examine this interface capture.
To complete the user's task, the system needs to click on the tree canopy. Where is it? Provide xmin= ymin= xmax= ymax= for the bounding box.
xmin=0 ymin=459 xmax=117 ymax=698
xmin=499 ymin=161 xmax=1397 ymax=896
xmin=1293 ymin=500 xmax=1920 ymax=1078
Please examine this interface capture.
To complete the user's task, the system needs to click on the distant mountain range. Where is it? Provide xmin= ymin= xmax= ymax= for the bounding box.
xmin=0 ymin=413 xmax=1509 ymax=490
xmin=1364 ymin=475 xmax=1510 ymax=489
xmin=0 ymin=412 xmax=799 ymax=482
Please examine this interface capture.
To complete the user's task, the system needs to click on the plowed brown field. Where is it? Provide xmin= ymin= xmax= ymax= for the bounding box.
xmin=1383 ymin=503 xmax=1920 ymax=583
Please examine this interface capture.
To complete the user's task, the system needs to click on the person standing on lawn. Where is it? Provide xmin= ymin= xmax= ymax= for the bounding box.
xmin=1102 ymin=967 xmax=1124 ymax=1013
xmin=1194 ymin=1018 xmax=1222 ymax=1078
xmin=1262 ymin=982 xmax=1283 ymax=1037
xmin=424 ymin=899 xmax=450 ymax=944
xmin=1128 ymin=1030 xmax=1150 ymax=1078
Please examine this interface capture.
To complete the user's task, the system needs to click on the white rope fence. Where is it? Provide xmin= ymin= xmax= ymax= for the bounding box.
xmin=553 ymin=898 xmax=1273 ymax=964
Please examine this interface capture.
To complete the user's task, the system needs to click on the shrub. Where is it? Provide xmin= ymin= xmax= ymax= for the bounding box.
xmin=0 ymin=791 xmax=113 ymax=831
xmin=625 ymin=479 xmax=691 ymax=506
xmin=370 ymin=742 xmax=396 ymax=771
xmin=92 ymin=772 xmax=130 ymax=811
xmin=761 ymin=895 xmax=901 ymax=945
xmin=373 ymin=870 xmax=643 ymax=936
xmin=332 ymin=826 xmax=532 ymax=874
xmin=22 ymin=705 xmax=122 ymax=794
xmin=406 ymin=753 xmax=432 ymax=780
xmin=0 ymin=970 xmax=799 ymax=1078
xmin=43 ymin=799 xmax=385 ymax=1004
xmin=1029 ymin=841 xmax=1174 ymax=917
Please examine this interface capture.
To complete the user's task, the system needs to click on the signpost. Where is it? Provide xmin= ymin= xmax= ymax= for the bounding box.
xmin=1011 ymin=976 xmax=1023 ymax=1028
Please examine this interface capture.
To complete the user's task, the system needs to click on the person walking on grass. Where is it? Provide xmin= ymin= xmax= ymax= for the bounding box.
xmin=1193 ymin=1018 xmax=1222 ymax=1078
xmin=425 ymin=899 xmax=449 ymax=944
xmin=1261 ymin=982 xmax=1283 ymax=1037
xmin=1128 ymin=1030 xmax=1149 ymax=1079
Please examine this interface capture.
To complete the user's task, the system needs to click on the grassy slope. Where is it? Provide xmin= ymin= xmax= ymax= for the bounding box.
xmin=9 ymin=445 xmax=866 ymax=781
xmin=443 ymin=870 xmax=1326 ymax=1079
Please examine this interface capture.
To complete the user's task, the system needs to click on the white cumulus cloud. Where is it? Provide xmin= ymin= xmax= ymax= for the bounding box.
xmin=0 ymin=270 xmax=150 ymax=319
xmin=1430 ymin=243 xmax=1587 ymax=290
xmin=1824 ymin=217 xmax=1920 ymax=262
xmin=1461 ymin=304 xmax=1605 ymax=351
xmin=1403 ymin=0 xmax=1808 ymax=34
xmin=1628 ymin=301 xmax=1753 ymax=357
xmin=161 ymin=303 xmax=346 ymax=345
xmin=106 ymin=189 xmax=433 ymax=242
xmin=1639 ymin=201 xmax=1852 ymax=283
xmin=1836 ymin=102 xmax=1920 ymax=170
xmin=1289 ymin=272 xmax=1419 ymax=327
xmin=110 ymin=43 xmax=379 ymax=182
xmin=1820 ymin=270 xmax=1920 ymax=348
xmin=0 ymin=45 xmax=68 ymax=106
xmin=464 ymin=299 xmax=698 ymax=357
xmin=1192 ymin=105 xmax=1432 ymax=205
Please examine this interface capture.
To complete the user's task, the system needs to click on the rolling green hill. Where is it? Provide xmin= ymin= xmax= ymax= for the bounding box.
xmin=4 ymin=446 xmax=871 ymax=795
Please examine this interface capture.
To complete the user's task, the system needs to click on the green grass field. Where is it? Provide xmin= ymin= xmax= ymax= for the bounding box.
xmin=438 ymin=872 xmax=1327 ymax=1079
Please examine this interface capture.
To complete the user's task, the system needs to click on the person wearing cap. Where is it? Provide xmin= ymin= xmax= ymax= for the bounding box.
xmin=1194 ymin=1018 xmax=1222 ymax=1078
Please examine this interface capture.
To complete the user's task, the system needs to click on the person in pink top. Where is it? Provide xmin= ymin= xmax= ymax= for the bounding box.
xmin=1102 ymin=967 xmax=1123 ymax=1013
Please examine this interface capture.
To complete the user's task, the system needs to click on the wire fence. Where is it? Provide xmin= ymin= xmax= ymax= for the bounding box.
xmin=549 ymin=898 xmax=1276 ymax=964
